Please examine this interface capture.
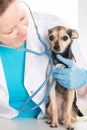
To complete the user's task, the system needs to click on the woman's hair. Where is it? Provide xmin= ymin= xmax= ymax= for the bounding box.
xmin=0 ymin=0 xmax=15 ymax=16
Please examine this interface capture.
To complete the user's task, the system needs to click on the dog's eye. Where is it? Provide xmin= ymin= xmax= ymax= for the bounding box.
xmin=49 ymin=35 xmax=55 ymax=41
xmin=62 ymin=36 xmax=68 ymax=41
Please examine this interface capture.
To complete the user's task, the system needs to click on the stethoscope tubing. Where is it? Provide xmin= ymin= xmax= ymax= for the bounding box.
xmin=17 ymin=2 xmax=55 ymax=113
xmin=18 ymin=32 xmax=55 ymax=113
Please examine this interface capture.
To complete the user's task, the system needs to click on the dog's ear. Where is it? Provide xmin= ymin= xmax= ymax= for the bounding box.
xmin=67 ymin=29 xmax=79 ymax=39
xmin=72 ymin=29 xmax=79 ymax=39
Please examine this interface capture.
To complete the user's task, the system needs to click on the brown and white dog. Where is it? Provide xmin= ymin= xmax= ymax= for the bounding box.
xmin=46 ymin=26 xmax=83 ymax=130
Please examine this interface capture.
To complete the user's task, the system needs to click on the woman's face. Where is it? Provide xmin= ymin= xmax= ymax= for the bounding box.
xmin=0 ymin=1 xmax=29 ymax=48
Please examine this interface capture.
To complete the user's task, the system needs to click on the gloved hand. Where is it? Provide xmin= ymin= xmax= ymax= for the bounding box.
xmin=53 ymin=54 xmax=87 ymax=89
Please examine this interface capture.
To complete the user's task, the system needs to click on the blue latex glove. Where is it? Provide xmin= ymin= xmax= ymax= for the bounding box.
xmin=53 ymin=54 xmax=87 ymax=89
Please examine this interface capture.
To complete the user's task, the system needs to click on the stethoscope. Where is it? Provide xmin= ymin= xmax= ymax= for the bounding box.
xmin=0 ymin=1 xmax=55 ymax=113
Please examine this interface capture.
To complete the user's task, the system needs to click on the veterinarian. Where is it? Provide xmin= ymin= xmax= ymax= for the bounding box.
xmin=0 ymin=0 xmax=86 ymax=119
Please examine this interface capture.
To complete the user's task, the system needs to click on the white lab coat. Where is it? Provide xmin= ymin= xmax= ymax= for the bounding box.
xmin=0 ymin=1 xmax=86 ymax=119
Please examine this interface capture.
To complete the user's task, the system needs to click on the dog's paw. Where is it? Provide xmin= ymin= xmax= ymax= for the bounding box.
xmin=58 ymin=119 xmax=65 ymax=125
xmin=46 ymin=119 xmax=51 ymax=124
xmin=65 ymin=124 xmax=74 ymax=130
xmin=50 ymin=120 xmax=58 ymax=127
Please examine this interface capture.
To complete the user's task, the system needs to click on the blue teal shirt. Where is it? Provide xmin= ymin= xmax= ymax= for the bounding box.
xmin=0 ymin=43 xmax=41 ymax=118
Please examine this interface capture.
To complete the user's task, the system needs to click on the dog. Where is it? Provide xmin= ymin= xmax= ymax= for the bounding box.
xmin=46 ymin=25 xmax=83 ymax=130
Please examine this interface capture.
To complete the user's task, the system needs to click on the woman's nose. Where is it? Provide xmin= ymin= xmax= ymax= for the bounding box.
xmin=17 ymin=24 xmax=27 ymax=35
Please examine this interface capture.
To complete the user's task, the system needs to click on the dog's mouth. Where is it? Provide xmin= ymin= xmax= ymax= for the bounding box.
xmin=52 ymin=49 xmax=60 ymax=54
xmin=51 ymin=42 xmax=62 ymax=54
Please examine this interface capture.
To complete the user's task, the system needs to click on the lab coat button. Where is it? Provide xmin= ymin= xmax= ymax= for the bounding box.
xmin=31 ymin=90 xmax=33 ymax=94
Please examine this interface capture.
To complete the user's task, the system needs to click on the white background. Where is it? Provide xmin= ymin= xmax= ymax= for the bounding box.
xmin=24 ymin=0 xmax=78 ymax=29
xmin=78 ymin=0 xmax=87 ymax=59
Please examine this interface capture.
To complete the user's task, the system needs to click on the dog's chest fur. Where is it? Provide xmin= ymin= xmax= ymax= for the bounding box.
xmin=52 ymin=45 xmax=74 ymax=99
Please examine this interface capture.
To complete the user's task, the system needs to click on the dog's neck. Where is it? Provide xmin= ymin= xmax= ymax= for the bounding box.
xmin=52 ymin=43 xmax=74 ymax=65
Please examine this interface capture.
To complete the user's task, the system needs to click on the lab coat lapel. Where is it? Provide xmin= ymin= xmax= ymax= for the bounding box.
xmin=0 ymin=57 xmax=9 ymax=102
xmin=24 ymin=14 xmax=49 ymax=111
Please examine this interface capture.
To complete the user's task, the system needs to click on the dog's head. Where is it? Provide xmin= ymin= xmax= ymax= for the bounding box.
xmin=48 ymin=26 xmax=79 ymax=54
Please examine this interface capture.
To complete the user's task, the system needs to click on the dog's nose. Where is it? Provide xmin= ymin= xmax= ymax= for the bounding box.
xmin=54 ymin=42 xmax=60 ymax=51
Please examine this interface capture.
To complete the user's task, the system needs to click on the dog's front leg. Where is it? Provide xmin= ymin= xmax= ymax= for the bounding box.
xmin=65 ymin=90 xmax=75 ymax=130
xmin=46 ymin=64 xmax=58 ymax=127
xmin=49 ymin=80 xmax=58 ymax=127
